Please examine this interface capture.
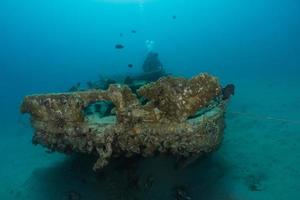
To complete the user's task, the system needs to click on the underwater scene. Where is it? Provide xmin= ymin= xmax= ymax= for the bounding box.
xmin=1 ymin=0 xmax=300 ymax=199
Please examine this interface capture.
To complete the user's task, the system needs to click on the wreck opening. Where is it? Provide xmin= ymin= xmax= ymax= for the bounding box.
xmin=187 ymin=99 xmax=222 ymax=121
xmin=84 ymin=100 xmax=117 ymax=124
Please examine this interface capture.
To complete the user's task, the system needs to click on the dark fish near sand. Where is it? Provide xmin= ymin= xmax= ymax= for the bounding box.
xmin=128 ymin=64 xmax=133 ymax=68
xmin=222 ymin=84 xmax=235 ymax=100
xmin=115 ymin=44 xmax=124 ymax=49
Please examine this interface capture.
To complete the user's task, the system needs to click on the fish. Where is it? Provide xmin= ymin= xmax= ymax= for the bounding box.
xmin=131 ymin=30 xmax=137 ymax=33
xmin=172 ymin=15 xmax=177 ymax=20
xmin=115 ymin=44 xmax=124 ymax=49
xmin=128 ymin=64 xmax=133 ymax=68
xmin=222 ymin=84 xmax=235 ymax=100
xmin=119 ymin=33 xmax=123 ymax=37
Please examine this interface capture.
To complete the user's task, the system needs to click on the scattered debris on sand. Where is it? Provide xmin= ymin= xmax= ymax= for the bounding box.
xmin=173 ymin=185 xmax=192 ymax=200
xmin=245 ymin=173 xmax=266 ymax=192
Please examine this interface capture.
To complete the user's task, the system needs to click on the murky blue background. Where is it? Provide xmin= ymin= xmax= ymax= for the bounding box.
xmin=0 ymin=0 xmax=299 ymax=199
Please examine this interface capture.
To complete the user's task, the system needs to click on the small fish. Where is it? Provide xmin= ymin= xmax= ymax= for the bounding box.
xmin=222 ymin=84 xmax=235 ymax=100
xmin=115 ymin=44 xmax=124 ymax=49
xmin=131 ymin=30 xmax=137 ymax=33
xmin=119 ymin=33 xmax=123 ymax=37
xmin=172 ymin=15 xmax=177 ymax=20
xmin=128 ymin=64 xmax=133 ymax=68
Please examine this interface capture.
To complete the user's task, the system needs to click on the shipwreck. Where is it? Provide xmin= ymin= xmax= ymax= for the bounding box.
xmin=20 ymin=72 xmax=233 ymax=170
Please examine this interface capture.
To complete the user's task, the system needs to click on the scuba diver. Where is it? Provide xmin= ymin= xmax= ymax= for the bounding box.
xmin=136 ymin=51 xmax=167 ymax=82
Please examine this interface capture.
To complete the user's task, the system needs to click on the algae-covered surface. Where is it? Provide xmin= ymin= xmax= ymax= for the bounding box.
xmin=20 ymin=73 xmax=226 ymax=170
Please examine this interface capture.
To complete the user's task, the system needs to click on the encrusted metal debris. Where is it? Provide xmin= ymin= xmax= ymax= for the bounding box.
xmin=21 ymin=73 xmax=229 ymax=170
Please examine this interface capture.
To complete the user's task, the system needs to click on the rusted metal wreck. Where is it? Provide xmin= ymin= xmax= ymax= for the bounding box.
xmin=20 ymin=73 xmax=232 ymax=170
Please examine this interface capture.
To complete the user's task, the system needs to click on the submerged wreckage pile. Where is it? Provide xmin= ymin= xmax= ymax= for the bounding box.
xmin=21 ymin=73 xmax=233 ymax=170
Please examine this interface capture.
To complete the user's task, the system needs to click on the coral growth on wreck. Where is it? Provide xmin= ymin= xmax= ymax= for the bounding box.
xmin=21 ymin=73 xmax=229 ymax=170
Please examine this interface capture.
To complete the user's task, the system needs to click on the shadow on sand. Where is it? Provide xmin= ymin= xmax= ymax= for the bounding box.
xmin=20 ymin=153 xmax=233 ymax=200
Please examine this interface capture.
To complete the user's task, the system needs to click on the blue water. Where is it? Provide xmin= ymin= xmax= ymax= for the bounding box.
xmin=1 ymin=0 xmax=300 ymax=199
